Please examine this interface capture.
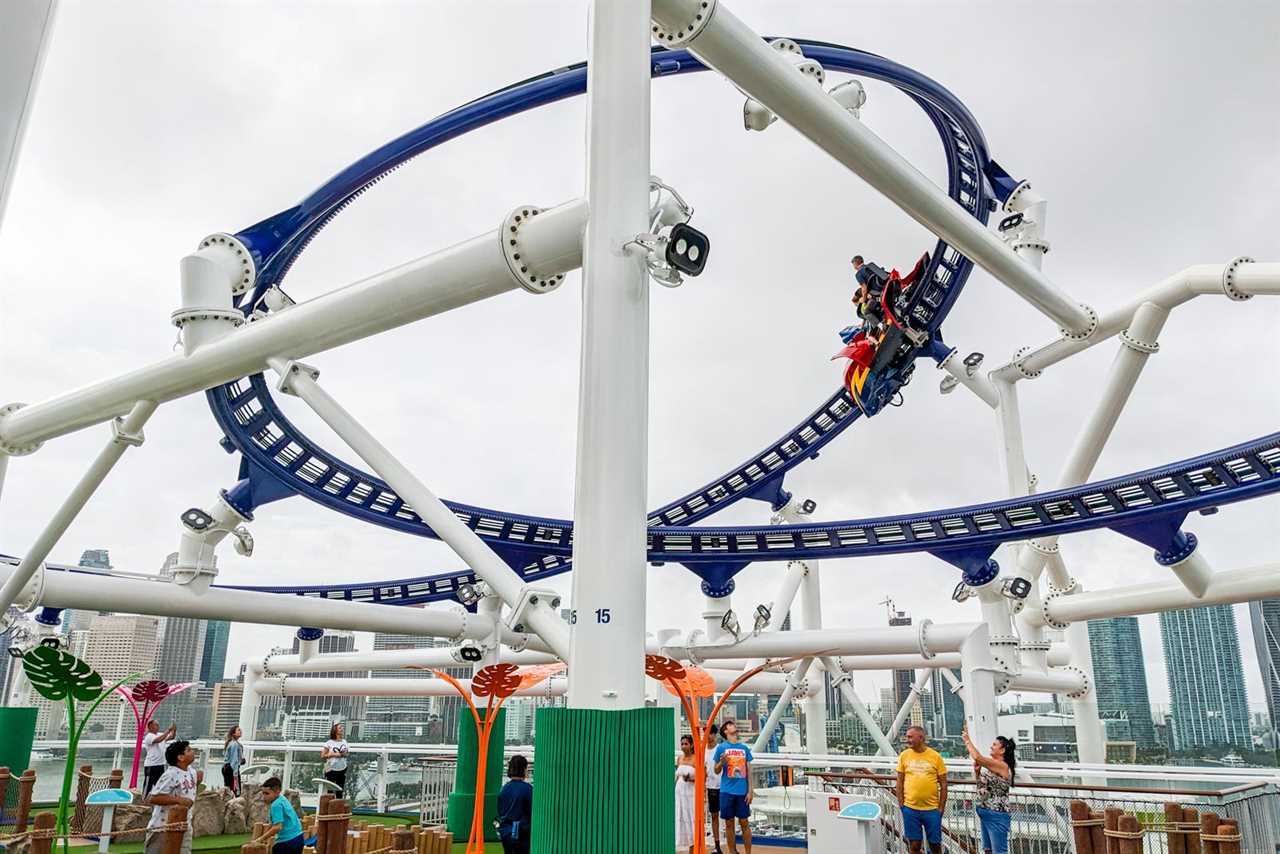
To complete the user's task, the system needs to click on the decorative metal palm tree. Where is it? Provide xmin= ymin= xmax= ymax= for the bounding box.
xmin=429 ymin=662 xmax=564 ymax=854
xmin=645 ymin=653 xmax=810 ymax=854
xmin=114 ymin=679 xmax=195 ymax=788
xmin=22 ymin=642 xmax=140 ymax=854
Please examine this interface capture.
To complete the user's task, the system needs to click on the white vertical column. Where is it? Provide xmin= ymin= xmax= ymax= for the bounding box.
xmin=566 ymin=0 xmax=653 ymax=710
xmin=798 ymin=564 xmax=829 ymax=754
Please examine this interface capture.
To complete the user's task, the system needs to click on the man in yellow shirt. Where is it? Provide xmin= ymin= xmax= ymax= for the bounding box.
xmin=896 ymin=725 xmax=947 ymax=854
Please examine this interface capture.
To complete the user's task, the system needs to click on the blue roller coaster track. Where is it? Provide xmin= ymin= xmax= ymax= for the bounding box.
xmin=147 ymin=40 xmax=1272 ymax=606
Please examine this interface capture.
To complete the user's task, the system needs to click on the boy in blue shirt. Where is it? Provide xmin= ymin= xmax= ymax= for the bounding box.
xmin=712 ymin=720 xmax=754 ymax=854
xmin=258 ymin=777 xmax=304 ymax=854
xmin=496 ymin=755 xmax=533 ymax=854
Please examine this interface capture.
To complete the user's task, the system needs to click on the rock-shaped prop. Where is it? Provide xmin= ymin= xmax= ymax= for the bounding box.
xmin=223 ymin=796 xmax=248 ymax=835
xmin=110 ymin=801 xmax=152 ymax=843
xmin=191 ymin=788 xmax=228 ymax=837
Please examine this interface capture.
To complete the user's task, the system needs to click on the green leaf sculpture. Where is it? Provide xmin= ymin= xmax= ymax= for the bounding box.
xmin=24 ymin=645 xmax=104 ymax=702
xmin=22 ymin=643 xmax=141 ymax=854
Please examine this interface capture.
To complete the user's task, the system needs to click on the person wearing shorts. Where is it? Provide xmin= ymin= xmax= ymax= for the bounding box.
xmin=704 ymin=728 xmax=723 ymax=854
xmin=712 ymin=721 xmax=753 ymax=854
xmin=896 ymin=725 xmax=947 ymax=854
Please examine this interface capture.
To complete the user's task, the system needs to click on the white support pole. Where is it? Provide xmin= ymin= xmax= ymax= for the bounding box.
xmin=993 ymin=378 xmax=1032 ymax=499
xmin=798 ymin=558 xmax=828 ymax=754
xmin=650 ymin=0 xmax=1091 ymax=333
xmin=239 ymin=662 xmax=262 ymax=744
xmin=820 ymin=657 xmax=896 ymax=757
xmin=1064 ymin=617 xmax=1105 ymax=769
xmin=958 ymin=624 xmax=999 ymax=749
xmin=0 ymin=399 xmax=156 ymax=616
xmin=1039 ymin=562 xmax=1280 ymax=624
xmin=253 ymin=676 xmax=570 ymax=699
xmin=885 ymin=669 xmax=932 ymax=742
xmin=683 ymin=622 xmax=982 ymax=660
xmin=251 ymin=646 xmax=558 ymax=676
xmin=6 ymin=563 xmax=499 ymax=638
xmin=0 ymin=0 xmax=58 ymax=231
xmin=1005 ymin=669 xmax=1086 ymax=695
xmin=268 ymin=359 xmax=570 ymax=660
xmin=0 ymin=453 xmax=9 ymax=508
xmin=0 ymin=199 xmax=588 ymax=449
xmin=1014 ymin=300 xmax=1170 ymax=582
xmin=566 ymin=0 xmax=652 ymax=710
xmin=751 ymin=657 xmax=813 ymax=753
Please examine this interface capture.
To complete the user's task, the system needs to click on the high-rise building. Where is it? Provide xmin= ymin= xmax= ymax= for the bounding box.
xmin=200 ymin=621 xmax=232 ymax=686
xmin=887 ymin=602 xmax=914 ymax=738
xmin=1248 ymin=600 xmax=1280 ymax=744
xmin=156 ymin=617 xmax=207 ymax=685
xmin=211 ymin=680 xmax=245 ymax=738
xmin=1159 ymin=605 xmax=1251 ymax=751
xmin=1087 ymin=617 xmax=1156 ymax=747
xmin=80 ymin=614 xmax=160 ymax=723
xmin=930 ymin=668 xmax=964 ymax=738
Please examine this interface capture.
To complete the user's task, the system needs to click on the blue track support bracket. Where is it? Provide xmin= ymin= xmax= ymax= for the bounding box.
xmin=984 ymin=159 xmax=1022 ymax=205
xmin=744 ymin=473 xmax=791 ymax=511
xmin=1108 ymin=511 xmax=1191 ymax=560
xmin=687 ymin=562 xmax=752 ymax=598
xmin=222 ymin=457 xmax=301 ymax=520
xmin=929 ymin=547 xmax=1000 ymax=586
xmin=34 ymin=607 xmax=63 ymax=627
xmin=926 ymin=333 xmax=954 ymax=365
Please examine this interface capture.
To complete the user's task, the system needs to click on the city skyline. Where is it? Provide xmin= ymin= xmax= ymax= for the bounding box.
xmin=1088 ymin=617 xmax=1157 ymax=748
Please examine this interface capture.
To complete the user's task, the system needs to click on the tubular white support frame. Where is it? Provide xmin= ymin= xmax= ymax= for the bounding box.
xmin=251 ymin=646 xmax=558 ymax=676
xmin=267 ymin=358 xmax=570 ymax=659
xmin=702 ymin=594 xmax=733 ymax=645
xmin=1005 ymin=669 xmax=1086 ymax=695
xmin=0 ymin=199 xmax=588 ymax=449
xmin=0 ymin=400 xmax=157 ymax=617
xmin=651 ymin=0 xmax=1091 ymax=333
xmin=1041 ymin=563 xmax=1280 ymax=625
xmin=885 ymin=669 xmax=932 ymax=742
xmin=1014 ymin=300 xmax=1170 ymax=582
xmin=251 ymin=676 xmax=568 ymax=699
xmin=1166 ymin=548 xmax=1215 ymax=599
xmin=827 ymin=646 xmax=1071 ymax=674
xmin=4 ymin=563 xmax=500 ymax=638
xmin=798 ymin=554 xmax=829 ymax=754
xmin=680 ymin=622 xmax=982 ymax=660
xmin=991 ymin=262 xmax=1280 ymax=385
xmin=1064 ymin=616 xmax=1105 ymax=768
xmin=752 ymin=657 xmax=814 ymax=753
xmin=173 ymin=492 xmax=249 ymax=589
xmin=959 ymin=623 xmax=999 ymax=749
xmin=819 ymin=660 xmax=901 ymax=752
xmin=994 ymin=377 xmax=1033 ymax=499
xmin=0 ymin=0 xmax=58 ymax=230
xmin=566 ymin=0 xmax=653 ymax=710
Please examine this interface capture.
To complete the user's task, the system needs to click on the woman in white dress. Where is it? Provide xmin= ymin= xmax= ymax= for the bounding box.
xmin=675 ymin=734 xmax=698 ymax=853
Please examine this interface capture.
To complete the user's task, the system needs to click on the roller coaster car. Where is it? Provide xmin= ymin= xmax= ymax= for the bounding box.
xmin=834 ymin=251 xmax=931 ymax=415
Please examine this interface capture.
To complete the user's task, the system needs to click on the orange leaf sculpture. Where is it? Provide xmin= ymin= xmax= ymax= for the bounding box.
xmin=471 ymin=663 xmax=522 ymax=698
xmin=645 ymin=654 xmax=687 ymax=682
xmin=517 ymin=662 xmax=566 ymax=690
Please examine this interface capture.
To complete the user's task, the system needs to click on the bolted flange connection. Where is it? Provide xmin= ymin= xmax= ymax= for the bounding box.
xmin=198 ymin=233 xmax=256 ymax=296
xmin=1059 ymin=303 xmax=1098 ymax=341
xmin=1221 ymin=255 xmax=1255 ymax=302
xmin=1010 ymin=346 xmax=1042 ymax=380
xmin=651 ymin=0 xmax=716 ymax=46
xmin=500 ymin=206 xmax=565 ymax=294
xmin=0 ymin=403 xmax=43 ymax=456
xmin=1060 ymin=665 xmax=1090 ymax=699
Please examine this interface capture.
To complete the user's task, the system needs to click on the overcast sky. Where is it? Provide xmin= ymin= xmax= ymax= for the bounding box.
xmin=1 ymin=1 xmax=1277 ymax=716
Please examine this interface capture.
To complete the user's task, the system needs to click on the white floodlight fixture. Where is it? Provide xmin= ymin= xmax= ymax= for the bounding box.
xmin=720 ymin=609 xmax=742 ymax=640
xmin=1001 ymin=577 xmax=1033 ymax=601
xmin=951 ymin=581 xmax=973 ymax=603
xmin=940 ymin=375 xmax=959 ymax=394
xmin=231 ymin=526 xmax=254 ymax=557
xmin=753 ymin=604 xmax=772 ymax=633
xmin=963 ymin=352 xmax=985 ymax=375
xmin=454 ymin=640 xmax=484 ymax=664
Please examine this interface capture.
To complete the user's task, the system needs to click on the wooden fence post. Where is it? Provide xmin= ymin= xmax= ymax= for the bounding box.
xmin=1199 ymin=812 xmax=1220 ymax=854
xmin=0 ymin=767 xmax=11 ymax=819
xmin=392 ymin=825 xmax=414 ymax=853
xmin=1069 ymin=800 xmax=1094 ymax=854
xmin=326 ymin=800 xmax=350 ymax=854
xmin=1164 ymin=802 xmax=1186 ymax=854
xmin=1183 ymin=807 xmax=1201 ymax=854
xmin=1116 ymin=815 xmax=1142 ymax=854
xmin=1216 ymin=819 xmax=1240 ymax=854
xmin=316 ymin=794 xmax=333 ymax=854
xmin=162 ymin=805 xmax=190 ymax=854
xmin=1103 ymin=807 xmax=1123 ymax=854
xmin=1088 ymin=810 xmax=1106 ymax=854
xmin=16 ymin=769 xmax=37 ymax=832
xmin=31 ymin=811 xmax=57 ymax=854
xmin=108 ymin=769 xmax=124 ymax=789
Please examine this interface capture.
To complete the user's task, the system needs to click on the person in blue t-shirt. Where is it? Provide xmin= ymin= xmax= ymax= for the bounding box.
xmin=258 ymin=777 xmax=304 ymax=854
xmin=712 ymin=720 xmax=754 ymax=854
xmin=496 ymin=755 xmax=533 ymax=854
